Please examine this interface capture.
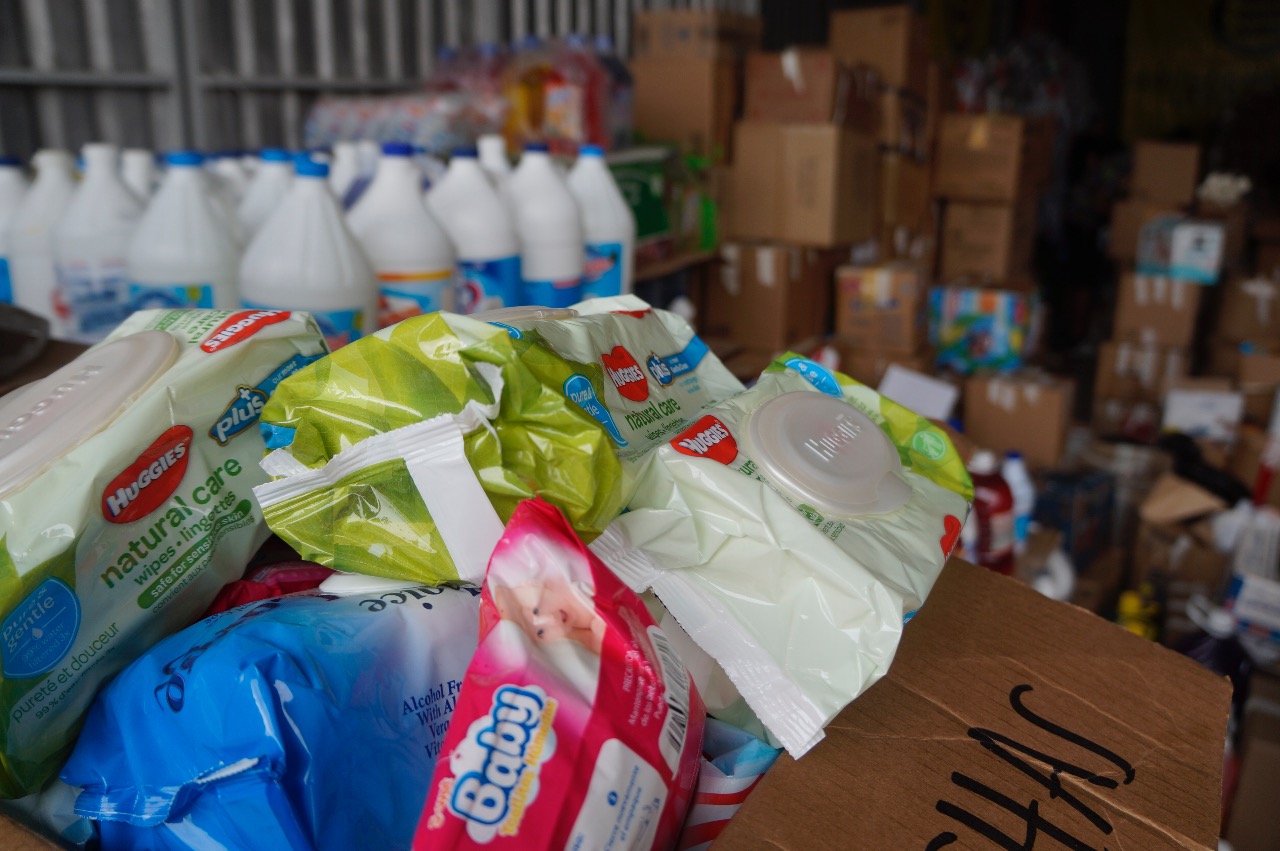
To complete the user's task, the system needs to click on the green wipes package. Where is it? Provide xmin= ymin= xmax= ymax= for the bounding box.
xmin=0 ymin=309 xmax=325 ymax=797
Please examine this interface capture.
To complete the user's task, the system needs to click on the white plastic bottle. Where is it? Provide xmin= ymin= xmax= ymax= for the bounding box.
xmin=477 ymin=134 xmax=512 ymax=190
xmin=121 ymin=149 xmax=156 ymax=200
xmin=1001 ymin=450 xmax=1037 ymax=555
xmin=329 ymin=141 xmax=360 ymax=200
xmin=208 ymin=151 xmax=249 ymax=202
xmin=567 ymin=144 xmax=635 ymax=298
xmin=426 ymin=148 xmax=520 ymax=312
xmin=54 ymin=143 xmax=144 ymax=343
xmin=347 ymin=142 xmax=455 ymax=328
xmin=0 ymin=155 xmax=31 ymax=305
xmin=126 ymin=150 xmax=240 ymax=311
xmin=236 ymin=147 xmax=294 ymax=239
xmin=8 ymin=150 xmax=76 ymax=325
xmin=507 ymin=143 xmax=584 ymax=307
xmin=240 ymin=155 xmax=376 ymax=349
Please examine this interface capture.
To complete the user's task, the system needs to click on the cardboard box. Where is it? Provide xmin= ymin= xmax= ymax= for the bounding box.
xmin=828 ymin=4 xmax=929 ymax=97
xmin=608 ymin=147 xmax=675 ymax=265
xmin=1258 ymin=240 xmax=1280 ymax=279
xmin=930 ymin=286 xmax=1037 ymax=374
xmin=723 ymin=122 xmax=878 ymax=247
xmin=1091 ymin=395 xmax=1163 ymax=442
xmin=1215 ymin=275 xmax=1280 ymax=344
xmin=631 ymin=8 xmax=761 ymax=60
xmin=1230 ymin=425 xmax=1280 ymax=509
xmin=940 ymin=199 xmax=1038 ymax=282
xmin=964 ymin=372 xmax=1075 ymax=469
xmin=1227 ymin=691 xmax=1280 ymax=851
xmin=1070 ymin=546 xmax=1126 ymax=616
xmin=1094 ymin=340 xmax=1188 ymax=405
xmin=1136 ymin=215 xmax=1226 ymax=284
xmin=720 ymin=558 xmax=1230 ymax=850
xmin=1131 ymin=140 xmax=1200 ymax=206
xmin=1162 ymin=387 xmax=1244 ymax=443
xmin=718 ymin=242 xmax=846 ymax=353
xmin=830 ymin=340 xmax=935 ymax=388
xmin=879 ymin=151 xmax=930 ymax=231
xmin=744 ymin=50 xmax=879 ymax=131
xmin=1112 ymin=273 xmax=1203 ymax=347
xmin=833 ymin=264 xmax=927 ymax=352
xmin=1033 ymin=468 xmax=1115 ymax=571
xmin=1197 ymin=199 xmax=1249 ymax=272
xmin=1238 ymin=351 xmax=1280 ymax=423
xmin=632 ymin=57 xmax=738 ymax=160
xmin=934 ymin=114 xmax=1053 ymax=203
xmin=879 ymin=88 xmax=928 ymax=159
xmin=1109 ymin=198 xmax=1181 ymax=262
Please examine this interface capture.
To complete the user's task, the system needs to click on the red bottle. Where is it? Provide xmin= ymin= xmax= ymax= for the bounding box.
xmin=967 ymin=449 xmax=1015 ymax=575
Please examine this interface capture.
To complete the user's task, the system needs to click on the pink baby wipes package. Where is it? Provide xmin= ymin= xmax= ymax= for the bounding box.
xmin=415 ymin=497 xmax=704 ymax=850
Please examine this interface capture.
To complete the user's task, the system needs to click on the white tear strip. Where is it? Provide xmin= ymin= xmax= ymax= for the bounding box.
xmin=873 ymin=269 xmax=893 ymax=306
xmin=756 ymin=247 xmax=777 ymax=287
xmin=720 ymin=244 xmax=741 ymax=297
xmin=1134 ymin=274 xmax=1151 ymax=305
xmin=1153 ymin=274 xmax=1169 ymax=304
xmin=1243 ymin=277 xmax=1277 ymax=326
xmin=1022 ymin=384 xmax=1041 ymax=406
xmin=1170 ymin=279 xmax=1186 ymax=310
xmin=780 ymin=47 xmax=803 ymax=92
xmin=1115 ymin=342 xmax=1132 ymax=375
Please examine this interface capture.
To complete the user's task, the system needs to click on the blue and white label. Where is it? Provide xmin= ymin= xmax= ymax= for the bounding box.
xmin=785 ymin=357 xmax=842 ymax=397
xmin=2 ymin=578 xmax=81 ymax=679
xmin=488 ymin=321 xmax=522 ymax=340
xmin=658 ymin=336 xmax=710 ymax=379
xmin=212 ymin=353 xmax=320 ymax=446
xmin=457 ymin=255 xmax=520 ymax=314
xmin=0 ymin=257 xmax=12 ymax=303
xmin=521 ymin=276 xmax=582 ymax=309
xmin=129 ymin=282 xmax=215 ymax=311
xmin=244 ymin=300 xmax=362 ymax=351
xmin=564 ymin=373 xmax=627 ymax=446
xmin=60 ymin=262 xmax=132 ymax=341
xmin=581 ymin=241 xmax=624 ymax=298
xmin=377 ymin=268 xmax=454 ymax=328
xmin=1014 ymin=514 xmax=1030 ymax=548
xmin=646 ymin=354 xmax=674 ymax=386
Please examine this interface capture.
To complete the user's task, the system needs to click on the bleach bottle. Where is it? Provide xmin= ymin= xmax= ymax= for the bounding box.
xmin=120 ymin=149 xmax=156 ymax=200
xmin=236 ymin=147 xmax=294 ymax=238
xmin=126 ymin=151 xmax=240 ymax=311
xmin=477 ymin=133 xmax=512 ymax=191
xmin=54 ymin=143 xmax=144 ymax=342
xmin=507 ymin=142 xmax=583 ymax=307
xmin=240 ymin=155 xmax=376 ymax=349
xmin=567 ymin=144 xmax=634 ymax=298
xmin=426 ymin=147 xmax=520 ymax=312
xmin=0 ymin=155 xmax=31 ymax=305
xmin=348 ymin=142 xmax=455 ymax=328
xmin=8 ymin=149 xmax=76 ymax=325
xmin=329 ymin=141 xmax=360 ymax=200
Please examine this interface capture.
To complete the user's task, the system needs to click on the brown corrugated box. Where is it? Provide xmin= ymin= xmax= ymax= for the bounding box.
xmin=1131 ymin=141 xmax=1200 ymax=206
xmin=1238 ymin=351 xmax=1280 ymax=424
xmin=828 ymin=4 xmax=930 ymax=97
xmin=723 ymin=122 xmax=878 ymax=247
xmin=717 ymin=242 xmax=845 ymax=354
xmin=833 ymin=263 xmax=927 ymax=352
xmin=1109 ymin=198 xmax=1181 ymax=262
xmin=1226 ymin=673 xmax=1280 ymax=851
xmin=879 ymin=151 xmax=930 ymax=231
xmin=1112 ymin=273 xmax=1203 ymax=348
xmin=830 ymin=340 xmax=935 ymax=388
xmin=1230 ymin=425 xmax=1280 ymax=510
xmin=1094 ymin=340 xmax=1188 ymax=405
xmin=743 ymin=50 xmax=879 ymax=131
xmin=1215 ymin=275 xmax=1280 ymax=344
xmin=719 ymin=558 xmax=1230 ymax=849
xmin=632 ymin=57 xmax=739 ymax=160
xmin=964 ymin=372 xmax=1075 ymax=469
xmin=631 ymin=8 xmax=761 ymax=60
xmin=940 ymin=198 xmax=1038 ymax=282
xmin=879 ymin=89 xmax=928 ymax=158
xmin=934 ymin=114 xmax=1054 ymax=203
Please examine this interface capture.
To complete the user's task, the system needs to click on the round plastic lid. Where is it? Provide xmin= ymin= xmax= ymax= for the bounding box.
xmin=745 ymin=392 xmax=912 ymax=517
xmin=294 ymin=156 xmax=329 ymax=178
xmin=452 ymin=147 xmax=479 ymax=159
xmin=0 ymin=331 xmax=181 ymax=499
xmin=0 ymin=155 xmax=22 ymax=167
xmin=524 ymin=142 xmax=550 ymax=154
xmin=579 ymin=145 xmax=604 ymax=157
xmin=381 ymin=141 xmax=413 ymax=157
xmin=165 ymin=150 xmax=204 ymax=167
xmin=260 ymin=147 xmax=292 ymax=162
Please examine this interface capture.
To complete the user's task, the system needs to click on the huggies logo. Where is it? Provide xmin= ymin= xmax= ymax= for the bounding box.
xmin=441 ymin=684 xmax=558 ymax=842
xmin=601 ymin=346 xmax=649 ymax=402
xmin=671 ymin=415 xmax=738 ymax=465
xmin=200 ymin=310 xmax=291 ymax=353
xmin=102 ymin=426 xmax=193 ymax=523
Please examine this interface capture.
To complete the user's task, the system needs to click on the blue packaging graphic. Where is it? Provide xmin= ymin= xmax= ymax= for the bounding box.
xmin=457 ymin=255 xmax=520 ymax=313
xmin=522 ymin=276 xmax=583 ymax=308
xmin=581 ymin=241 xmax=624 ymax=298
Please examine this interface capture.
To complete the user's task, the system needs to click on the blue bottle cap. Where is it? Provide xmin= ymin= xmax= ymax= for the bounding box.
xmin=0 ymin=155 xmax=21 ymax=167
xmin=524 ymin=142 xmax=550 ymax=154
xmin=381 ymin=141 xmax=414 ymax=157
xmin=579 ymin=145 xmax=604 ymax=157
xmin=452 ymin=147 xmax=478 ymax=159
xmin=165 ymin=151 xmax=204 ymax=167
xmin=295 ymin=156 xmax=330 ymax=178
xmin=259 ymin=147 xmax=292 ymax=162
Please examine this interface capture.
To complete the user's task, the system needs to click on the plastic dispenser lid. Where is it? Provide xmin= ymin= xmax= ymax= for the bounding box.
xmin=745 ymin=392 xmax=912 ymax=517
xmin=0 ymin=331 xmax=181 ymax=499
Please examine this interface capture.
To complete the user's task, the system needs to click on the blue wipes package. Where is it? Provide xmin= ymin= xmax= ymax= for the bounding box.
xmin=60 ymin=584 xmax=481 ymax=851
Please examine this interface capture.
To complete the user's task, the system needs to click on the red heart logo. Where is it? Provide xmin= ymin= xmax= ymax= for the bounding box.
xmin=940 ymin=514 xmax=963 ymax=556
xmin=601 ymin=346 xmax=649 ymax=403
xmin=671 ymin=416 xmax=739 ymax=465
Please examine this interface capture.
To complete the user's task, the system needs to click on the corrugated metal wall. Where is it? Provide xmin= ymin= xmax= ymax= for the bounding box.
xmin=0 ymin=0 xmax=761 ymax=156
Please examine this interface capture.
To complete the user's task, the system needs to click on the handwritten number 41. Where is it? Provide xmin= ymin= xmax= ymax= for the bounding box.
xmin=927 ymin=684 xmax=1136 ymax=851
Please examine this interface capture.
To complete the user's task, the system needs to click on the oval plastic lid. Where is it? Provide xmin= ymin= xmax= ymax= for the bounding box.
xmin=0 ymin=331 xmax=181 ymax=499
xmin=745 ymin=392 xmax=912 ymax=518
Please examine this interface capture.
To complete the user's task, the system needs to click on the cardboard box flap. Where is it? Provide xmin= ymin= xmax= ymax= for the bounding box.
xmin=720 ymin=559 xmax=1230 ymax=849
xmin=1139 ymin=473 xmax=1228 ymax=527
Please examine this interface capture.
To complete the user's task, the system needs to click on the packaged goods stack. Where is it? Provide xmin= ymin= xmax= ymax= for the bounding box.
xmin=1107 ymin=142 xmax=1199 ymax=267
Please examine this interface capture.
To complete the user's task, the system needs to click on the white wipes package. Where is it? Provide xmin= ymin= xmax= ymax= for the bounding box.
xmin=0 ymin=309 xmax=326 ymax=796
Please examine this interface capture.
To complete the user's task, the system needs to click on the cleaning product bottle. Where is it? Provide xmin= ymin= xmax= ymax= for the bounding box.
xmin=208 ymin=151 xmax=249 ymax=203
xmin=967 ymin=449 xmax=1016 ymax=575
xmin=120 ymin=149 xmax=156 ymax=200
xmin=329 ymin=142 xmax=360 ymax=201
xmin=53 ymin=143 xmax=144 ymax=342
xmin=341 ymin=140 xmax=381 ymax=209
xmin=8 ymin=150 xmax=76 ymax=325
xmin=544 ymin=35 xmax=607 ymax=154
xmin=567 ymin=144 xmax=634 ymax=298
xmin=477 ymin=134 xmax=513 ymax=191
xmin=593 ymin=34 xmax=634 ymax=150
xmin=126 ymin=150 xmax=240 ymax=311
xmin=425 ymin=148 xmax=520 ymax=312
xmin=347 ymin=142 xmax=455 ymax=327
xmin=236 ymin=147 xmax=294 ymax=238
xmin=0 ymin=155 xmax=30 ymax=305
xmin=502 ymin=36 xmax=554 ymax=147
xmin=1001 ymin=450 xmax=1036 ymax=555
xmin=240 ymin=155 xmax=376 ymax=349
xmin=507 ymin=142 xmax=583 ymax=307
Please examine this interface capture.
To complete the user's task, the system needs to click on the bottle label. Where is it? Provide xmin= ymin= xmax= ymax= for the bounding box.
xmin=544 ymin=82 xmax=584 ymax=142
xmin=521 ymin=277 xmax=582 ymax=309
xmin=0 ymin=257 xmax=11 ymax=303
xmin=244 ymin=300 xmax=363 ymax=351
xmin=581 ymin=241 xmax=624 ymax=299
xmin=129 ymin=282 xmax=215 ymax=311
xmin=456 ymin=256 xmax=520 ymax=314
xmin=59 ymin=261 xmax=132 ymax=341
xmin=984 ymin=510 xmax=1015 ymax=557
xmin=1014 ymin=513 xmax=1030 ymax=547
xmin=377 ymin=268 xmax=454 ymax=328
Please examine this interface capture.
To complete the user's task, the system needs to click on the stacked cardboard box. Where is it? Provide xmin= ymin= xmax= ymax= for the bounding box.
xmin=1108 ymin=141 xmax=1200 ymax=262
xmin=830 ymin=263 xmax=933 ymax=385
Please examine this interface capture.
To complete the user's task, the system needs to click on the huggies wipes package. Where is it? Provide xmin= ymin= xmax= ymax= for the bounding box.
xmin=593 ymin=355 xmax=972 ymax=757
xmin=416 ymin=498 xmax=704 ymax=851
xmin=62 ymin=584 xmax=481 ymax=851
xmin=0 ymin=309 xmax=325 ymax=797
